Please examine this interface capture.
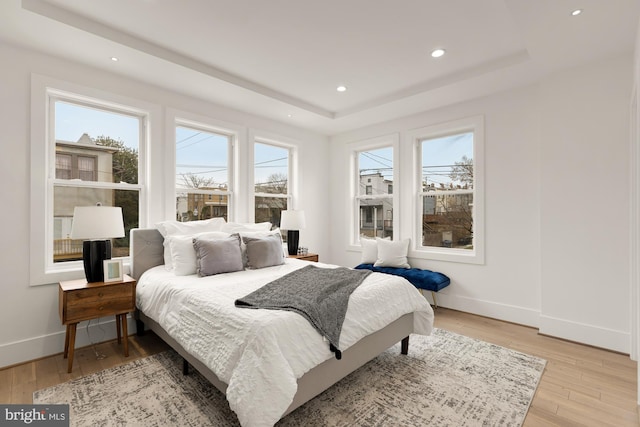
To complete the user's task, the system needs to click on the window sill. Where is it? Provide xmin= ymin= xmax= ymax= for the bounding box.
xmin=347 ymin=244 xmax=483 ymax=265
xmin=409 ymin=247 xmax=484 ymax=265
xmin=30 ymin=258 xmax=132 ymax=286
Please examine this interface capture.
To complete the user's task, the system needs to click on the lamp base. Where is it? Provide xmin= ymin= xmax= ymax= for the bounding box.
xmin=287 ymin=230 xmax=299 ymax=256
xmin=83 ymin=240 xmax=112 ymax=283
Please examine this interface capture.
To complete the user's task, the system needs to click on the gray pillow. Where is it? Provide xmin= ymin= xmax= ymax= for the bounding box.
xmin=193 ymin=234 xmax=243 ymax=276
xmin=243 ymin=233 xmax=285 ymax=269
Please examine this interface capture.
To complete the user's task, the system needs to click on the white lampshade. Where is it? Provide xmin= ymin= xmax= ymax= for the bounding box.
xmin=280 ymin=210 xmax=306 ymax=230
xmin=70 ymin=206 xmax=125 ymax=240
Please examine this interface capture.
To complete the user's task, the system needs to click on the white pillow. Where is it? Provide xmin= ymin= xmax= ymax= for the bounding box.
xmin=374 ymin=238 xmax=411 ymax=269
xmin=156 ymin=217 xmax=226 ymax=237
xmin=162 ymin=238 xmax=174 ymax=270
xmin=166 ymin=231 xmax=230 ymax=275
xmin=221 ymin=221 xmax=272 ymax=233
xmin=238 ymin=228 xmax=281 ymax=238
xmin=156 ymin=218 xmax=226 ymax=269
xmin=360 ymin=236 xmax=390 ymax=264
xmin=360 ymin=238 xmax=378 ymax=264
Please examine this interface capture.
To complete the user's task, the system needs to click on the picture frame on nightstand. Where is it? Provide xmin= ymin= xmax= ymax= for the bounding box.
xmin=103 ymin=259 xmax=123 ymax=283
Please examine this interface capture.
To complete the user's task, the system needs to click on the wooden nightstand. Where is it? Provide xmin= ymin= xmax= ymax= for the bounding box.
xmin=59 ymin=274 xmax=136 ymax=373
xmin=288 ymin=253 xmax=319 ymax=262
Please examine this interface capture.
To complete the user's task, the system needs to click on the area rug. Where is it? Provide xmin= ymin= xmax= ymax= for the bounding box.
xmin=34 ymin=328 xmax=546 ymax=426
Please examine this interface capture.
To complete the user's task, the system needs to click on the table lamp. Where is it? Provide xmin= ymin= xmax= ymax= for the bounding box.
xmin=71 ymin=206 xmax=125 ymax=282
xmin=280 ymin=210 xmax=306 ymax=256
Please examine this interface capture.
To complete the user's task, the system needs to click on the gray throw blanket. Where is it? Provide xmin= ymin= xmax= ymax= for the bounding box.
xmin=235 ymin=265 xmax=371 ymax=359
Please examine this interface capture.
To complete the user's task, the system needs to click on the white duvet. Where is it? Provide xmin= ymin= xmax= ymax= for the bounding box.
xmin=136 ymin=259 xmax=434 ymax=427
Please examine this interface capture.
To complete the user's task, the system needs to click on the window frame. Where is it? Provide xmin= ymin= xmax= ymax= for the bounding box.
xmin=166 ymin=109 xmax=243 ymax=223
xmin=173 ymin=119 xmax=236 ymax=222
xmin=409 ymin=115 xmax=485 ymax=264
xmin=249 ymin=130 xmax=298 ymax=226
xmin=348 ymin=134 xmax=399 ymax=249
xmin=30 ymin=75 xmax=152 ymax=286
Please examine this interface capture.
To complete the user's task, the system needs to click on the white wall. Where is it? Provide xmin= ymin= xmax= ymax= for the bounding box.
xmin=0 ymin=42 xmax=329 ymax=368
xmin=538 ymin=55 xmax=632 ymax=352
xmin=329 ymin=54 xmax=633 ymax=353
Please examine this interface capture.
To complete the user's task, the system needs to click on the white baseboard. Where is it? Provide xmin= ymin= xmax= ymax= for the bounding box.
xmin=539 ymin=314 xmax=630 ymax=354
xmin=434 ymin=293 xmax=540 ymax=328
xmin=434 ymin=293 xmax=630 ymax=354
xmin=0 ymin=315 xmax=135 ymax=369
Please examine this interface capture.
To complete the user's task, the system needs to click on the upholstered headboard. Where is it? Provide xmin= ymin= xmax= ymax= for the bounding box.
xmin=130 ymin=228 xmax=164 ymax=281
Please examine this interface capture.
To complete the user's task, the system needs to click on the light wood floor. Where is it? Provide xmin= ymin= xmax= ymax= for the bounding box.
xmin=435 ymin=309 xmax=638 ymax=427
xmin=1 ymin=308 xmax=637 ymax=426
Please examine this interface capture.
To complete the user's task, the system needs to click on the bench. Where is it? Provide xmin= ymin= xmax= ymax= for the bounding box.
xmin=354 ymin=264 xmax=450 ymax=308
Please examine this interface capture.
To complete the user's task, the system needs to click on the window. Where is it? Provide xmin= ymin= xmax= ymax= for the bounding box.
xmin=175 ymin=124 xmax=231 ymax=222
xmin=411 ymin=116 xmax=484 ymax=264
xmin=351 ymin=135 xmax=398 ymax=245
xmin=420 ymin=133 xmax=473 ymax=249
xmin=78 ymin=156 xmax=96 ymax=181
xmin=30 ymin=75 xmax=150 ymax=285
xmin=52 ymin=101 xmax=142 ymax=264
xmin=254 ymin=141 xmax=290 ymax=227
xmin=55 ymin=153 xmax=96 ymax=181
xmin=55 ymin=154 xmax=72 ymax=179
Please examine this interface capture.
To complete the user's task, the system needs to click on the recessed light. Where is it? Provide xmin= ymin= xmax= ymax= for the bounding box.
xmin=431 ymin=48 xmax=446 ymax=58
xmin=287 ymin=114 xmax=293 ymax=118
xmin=111 ymin=57 xmax=119 ymax=62
xmin=571 ymin=9 xmax=582 ymax=16
xmin=336 ymin=85 xmax=347 ymax=92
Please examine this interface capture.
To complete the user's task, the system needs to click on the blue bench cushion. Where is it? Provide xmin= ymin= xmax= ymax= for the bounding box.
xmin=354 ymin=264 xmax=450 ymax=292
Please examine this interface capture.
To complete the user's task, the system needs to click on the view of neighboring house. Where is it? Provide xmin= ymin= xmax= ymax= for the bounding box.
xmin=176 ymin=182 xmax=285 ymax=227
xmin=422 ymin=183 xmax=473 ymax=248
xmin=359 ymin=172 xmax=474 ymax=248
xmin=359 ymin=172 xmax=393 ymax=239
xmin=177 ymin=190 xmax=229 ymax=222
xmin=254 ymin=177 xmax=288 ymax=227
xmin=53 ymin=133 xmax=116 ymax=261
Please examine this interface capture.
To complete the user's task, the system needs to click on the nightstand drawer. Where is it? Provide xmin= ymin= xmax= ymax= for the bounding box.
xmin=64 ymin=283 xmax=134 ymax=323
xmin=66 ymin=282 xmax=132 ymax=305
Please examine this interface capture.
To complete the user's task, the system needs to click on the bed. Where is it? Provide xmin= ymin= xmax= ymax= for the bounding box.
xmin=131 ymin=227 xmax=434 ymax=427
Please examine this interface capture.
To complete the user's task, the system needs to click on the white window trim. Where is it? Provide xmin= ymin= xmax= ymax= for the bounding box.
xmin=30 ymin=74 xmax=157 ymax=286
xmin=167 ymin=109 xmax=243 ymax=222
xmin=408 ymin=115 xmax=485 ymax=264
xmin=348 ymin=133 xmax=400 ymax=251
xmin=248 ymin=129 xmax=299 ymax=223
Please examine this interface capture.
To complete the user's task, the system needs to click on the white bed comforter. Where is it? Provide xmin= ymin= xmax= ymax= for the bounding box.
xmin=136 ymin=259 xmax=434 ymax=427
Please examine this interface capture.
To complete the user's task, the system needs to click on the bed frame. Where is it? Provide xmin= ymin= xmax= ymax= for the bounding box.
xmin=130 ymin=228 xmax=413 ymax=418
